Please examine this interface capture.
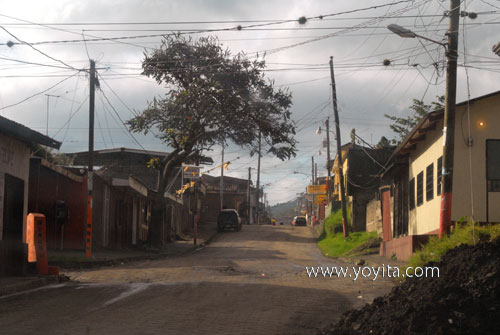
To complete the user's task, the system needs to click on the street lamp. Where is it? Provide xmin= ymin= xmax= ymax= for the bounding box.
xmin=316 ymin=125 xmax=335 ymax=136
xmin=387 ymin=24 xmax=446 ymax=47
xmin=387 ymin=0 xmax=461 ymax=239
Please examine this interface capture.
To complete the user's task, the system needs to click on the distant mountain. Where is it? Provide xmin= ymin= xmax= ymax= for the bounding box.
xmin=270 ymin=199 xmax=297 ymax=223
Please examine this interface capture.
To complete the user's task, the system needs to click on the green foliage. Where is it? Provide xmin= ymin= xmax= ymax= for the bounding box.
xmin=127 ymin=34 xmax=297 ymax=162
xmin=406 ymin=221 xmax=500 ymax=271
xmin=146 ymin=157 xmax=160 ymax=169
xmin=384 ymin=95 xmax=444 ymax=144
xmin=322 ymin=206 xmax=348 ymax=236
xmin=317 ymin=207 xmax=377 ymax=258
xmin=127 ymin=34 xmax=297 ymax=195
xmin=318 ymin=230 xmax=377 ymax=258
xmin=375 ymin=136 xmax=392 ymax=149
xmin=31 ymin=144 xmax=74 ymax=165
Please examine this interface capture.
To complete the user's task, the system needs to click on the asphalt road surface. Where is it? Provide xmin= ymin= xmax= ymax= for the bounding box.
xmin=0 ymin=225 xmax=395 ymax=335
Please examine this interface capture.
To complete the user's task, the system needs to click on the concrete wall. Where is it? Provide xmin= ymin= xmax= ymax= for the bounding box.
xmin=28 ymin=159 xmax=86 ymax=250
xmin=366 ymin=196 xmax=382 ymax=236
xmin=0 ymin=133 xmax=31 ymax=241
xmin=453 ymin=95 xmax=500 ymax=223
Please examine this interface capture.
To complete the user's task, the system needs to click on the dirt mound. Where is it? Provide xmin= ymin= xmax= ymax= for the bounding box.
xmin=319 ymin=238 xmax=500 ymax=335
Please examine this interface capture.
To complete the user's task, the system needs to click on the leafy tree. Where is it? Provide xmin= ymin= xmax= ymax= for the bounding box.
xmin=31 ymin=144 xmax=74 ymax=165
xmin=375 ymin=136 xmax=392 ymax=149
xmin=127 ymin=34 xmax=296 ymax=201
xmin=384 ymin=95 xmax=444 ymax=144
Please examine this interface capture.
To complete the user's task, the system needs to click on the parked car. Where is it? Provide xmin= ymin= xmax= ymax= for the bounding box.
xmin=217 ymin=209 xmax=242 ymax=232
xmin=292 ymin=216 xmax=307 ymax=226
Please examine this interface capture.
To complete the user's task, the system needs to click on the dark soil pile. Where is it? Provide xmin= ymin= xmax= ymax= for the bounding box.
xmin=319 ymin=238 xmax=500 ymax=335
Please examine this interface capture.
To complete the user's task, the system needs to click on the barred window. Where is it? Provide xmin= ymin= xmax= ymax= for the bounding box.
xmin=437 ymin=156 xmax=443 ymax=196
xmin=426 ymin=163 xmax=434 ymax=201
xmin=487 ymin=140 xmax=500 ymax=192
xmin=409 ymin=178 xmax=415 ymax=210
xmin=417 ymin=171 xmax=424 ymax=206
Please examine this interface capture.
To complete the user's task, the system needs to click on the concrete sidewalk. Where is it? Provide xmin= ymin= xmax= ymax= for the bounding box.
xmin=48 ymin=222 xmax=218 ymax=269
xmin=0 ymin=223 xmax=218 ymax=297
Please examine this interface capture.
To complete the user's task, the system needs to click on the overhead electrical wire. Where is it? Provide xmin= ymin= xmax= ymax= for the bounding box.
xmin=0 ymin=72 xmax=81 ymax=113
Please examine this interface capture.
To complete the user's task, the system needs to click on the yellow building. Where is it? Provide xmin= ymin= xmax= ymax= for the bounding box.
xmin=330 ymin=143 xmax=393 ymax=231
xmin=380 ymin=90 xmax=500 ymax=260
xmin=331 ymin=143 xmax=352 ymax=201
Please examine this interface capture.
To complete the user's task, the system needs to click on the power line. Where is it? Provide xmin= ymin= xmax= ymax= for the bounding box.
xmin=0 ymin=25 xmax=79 ymax=71
xmin=0 ymin=72 xmax=80 ymax=113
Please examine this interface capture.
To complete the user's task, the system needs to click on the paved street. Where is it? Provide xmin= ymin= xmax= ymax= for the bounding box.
xmin=0 ymin=225 xmax=395 ymax=335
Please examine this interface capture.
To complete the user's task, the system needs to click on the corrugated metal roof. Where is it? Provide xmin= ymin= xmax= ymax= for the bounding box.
xmin=0 ymin=115 xmax=61 ymax=149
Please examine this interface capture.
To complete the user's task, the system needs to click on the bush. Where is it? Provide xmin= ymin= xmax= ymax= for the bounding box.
xmin=318 ymin=207 xmax=378 ymax=258
xmin=406 ymin=220 xmax=500 ymax=271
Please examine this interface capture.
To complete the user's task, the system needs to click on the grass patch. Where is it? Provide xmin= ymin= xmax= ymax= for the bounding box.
xmin=407 ymin=220 xmax=500 ymax=271
xmin=318 ymin=206 xmax=378 ymax=258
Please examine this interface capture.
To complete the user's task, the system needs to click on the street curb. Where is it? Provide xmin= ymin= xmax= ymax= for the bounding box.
xmin=49 ymin=229 xmax=220 ymax=270
xmin=0 ymin=275 xmax=60 ymax=298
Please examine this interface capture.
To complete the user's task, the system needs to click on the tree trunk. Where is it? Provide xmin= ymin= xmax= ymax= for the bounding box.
xmin=147 ymin=192 xmax=168 ymax=248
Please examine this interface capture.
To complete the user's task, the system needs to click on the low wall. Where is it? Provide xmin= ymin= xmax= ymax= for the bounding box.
xmin=366 ymin=197 xmax=382 ymax=236
xmin=379 ymin=235 xmax=431 ymax=261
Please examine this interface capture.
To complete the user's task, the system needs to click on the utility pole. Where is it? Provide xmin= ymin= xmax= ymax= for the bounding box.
xmin=86 ymin=59 xmax=96 ymax=258
xmin=247 ymin=167 xmax=251 ymax=225
xmin=264 ymin=191 xmax=267 ymax=221
xmin=330 ymin=56 xmax=349 ymax=237
xmin=220 ymin=144 xmax=224 ymax=210
xmin=256 ymin=132 xmax=261 ymax=224
xmin=311 ymin=156 xmax=315 ymax=185
xmin=314 ymin=163 xmax=318 ymax=185
xmin=325 ymin=118 xmax=332 ymax=207
xmin=440 ymin=0 xmax=460 ymax=239
xmin=45 ymin=94 xmax=59 ymax=137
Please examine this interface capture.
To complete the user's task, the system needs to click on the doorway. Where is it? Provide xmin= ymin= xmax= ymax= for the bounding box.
xmin=3 ymin=174 xmax=24 ymax=242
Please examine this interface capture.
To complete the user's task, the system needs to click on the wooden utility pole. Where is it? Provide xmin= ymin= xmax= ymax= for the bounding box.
xmin=220 ymin=144 xmax=224 ymax=210
xmin=325 ymin=118 xmax=332 ymax=207
xmin=439 ymin=0 xmax=461 ymax=238
xmin=256 ymin=132 xmax=261 ymax=224
xmin=247 ymin=167 xmax=251 ymax=225
xmin=314 ymin=163 xmax=318 ymax=184
xmin=330 ymin=56 xmax=349 ymax=237
xmin=311 ymin=156 xmax=315 ymax=184
xmin=86 ymin=59 xmax=96 ymax=258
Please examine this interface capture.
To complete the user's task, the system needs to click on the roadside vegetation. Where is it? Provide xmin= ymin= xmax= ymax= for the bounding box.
xmin=407 ymin=220 xmax=500 ymax=270
xmin=317 ymin=207 xmax=379 ymax=258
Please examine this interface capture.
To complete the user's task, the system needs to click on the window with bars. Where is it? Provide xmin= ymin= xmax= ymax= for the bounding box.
xmin=409 ymin=178 xmax=415 ymax=210
xmin=437 ymin=156 xmax=443 ymax=196
xmin=426 ymin=163 xmax=434 ymax=201
xmin=417 ymin=171 xmax=424 ymax=206
xmin=487 ymin=140 xmax=500 ymax=192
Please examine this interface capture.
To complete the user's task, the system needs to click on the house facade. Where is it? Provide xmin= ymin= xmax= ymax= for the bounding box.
xmin=70 ymin=147 xmax=211 ymax=248
xmin=330 ymin=143 xmax=393 ymax=231
xmin=380 ymin=91 xmax=500 ymax=260
xmin=0 ymin=116 xmax=61 ymax=276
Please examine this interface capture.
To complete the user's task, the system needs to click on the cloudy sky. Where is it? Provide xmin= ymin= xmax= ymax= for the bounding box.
xmin=0 ymin=0 xmax=499 ymax=205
